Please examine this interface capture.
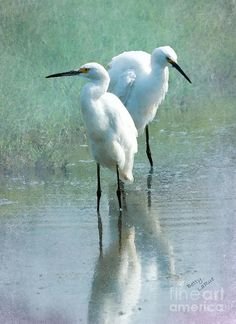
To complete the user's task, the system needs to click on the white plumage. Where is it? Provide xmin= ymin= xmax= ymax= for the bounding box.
xmin=79 ymin=63 xmax=138 ymax=182
xmin=108 ymin=46 xmax=191 ymax=167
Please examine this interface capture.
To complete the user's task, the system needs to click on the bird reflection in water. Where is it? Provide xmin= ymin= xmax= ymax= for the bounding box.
xmin=89 ymin=175 xmax=177 ymax=323
xmin=89 ymin=210 xmax=141 ymax=324
xmin=96 ymin=211 xmax=103 ymax=255
xmin=147 ymin=167 xmax=153 ymax=208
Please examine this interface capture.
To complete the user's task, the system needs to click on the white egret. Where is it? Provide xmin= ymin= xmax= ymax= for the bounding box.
xmin=108 ymin=46 xmax=191 ymax=168
xmin=46 ymin=62 xmax=138 ymax=212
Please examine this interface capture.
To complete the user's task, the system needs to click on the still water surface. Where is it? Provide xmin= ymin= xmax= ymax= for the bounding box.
xmin=0 ymin=114 xmax=236 ymax=324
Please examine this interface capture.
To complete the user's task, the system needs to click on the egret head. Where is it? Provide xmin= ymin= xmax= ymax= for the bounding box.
xmin=152 ymin=46 xmax=191 ymax=83
xmin=76 ymin=62 xmax=109 ymax=81
xmin=46 ymin=62 xmax=109 ymax=82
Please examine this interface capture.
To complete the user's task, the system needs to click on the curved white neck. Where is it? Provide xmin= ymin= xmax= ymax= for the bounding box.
xmin=82 ymin=77 xmax=109 ymax=100
xmin=143 ymin=65 xmax=169 ymax=102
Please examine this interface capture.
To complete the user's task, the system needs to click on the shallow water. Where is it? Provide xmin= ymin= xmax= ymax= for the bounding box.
xmin=0 ymin=108 xmax=236 ymax=324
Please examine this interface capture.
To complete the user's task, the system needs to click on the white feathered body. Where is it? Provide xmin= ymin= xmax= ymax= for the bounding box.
xmin=108 ymin=51 xmax=169 ymax=134
xmin=80 ymin=78 xmax=138 ymax=182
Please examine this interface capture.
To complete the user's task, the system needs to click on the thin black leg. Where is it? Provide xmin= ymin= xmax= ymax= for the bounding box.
xmin=145 ymin=125 xmax=153 ymax=168
xmin=116 ymin=165 xmax=122 ymax=210
xmin=97 ymin=163 xmax=102 ymax=212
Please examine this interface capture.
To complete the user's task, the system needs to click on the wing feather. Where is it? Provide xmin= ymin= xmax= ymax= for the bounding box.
xmin=108 ymin=51 xmax=151 ymax=105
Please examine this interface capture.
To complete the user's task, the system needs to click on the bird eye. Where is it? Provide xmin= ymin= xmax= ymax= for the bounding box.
xmin=79 ymin=67 xmax=89 ymax=73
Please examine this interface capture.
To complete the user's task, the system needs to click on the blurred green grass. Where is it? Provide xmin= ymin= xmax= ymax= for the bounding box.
xmin=0 ymin=0 xmax=235 ymax=171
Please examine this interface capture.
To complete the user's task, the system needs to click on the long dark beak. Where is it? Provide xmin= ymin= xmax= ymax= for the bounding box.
xmin=171 ymin=61 xmax=191 ymax=84
xmin=46 ymin=70 xmax=80 ymax=78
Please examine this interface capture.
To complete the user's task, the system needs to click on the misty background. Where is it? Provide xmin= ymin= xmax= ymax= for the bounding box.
xmin=0 ymin=0 xmax=235 ymax=170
